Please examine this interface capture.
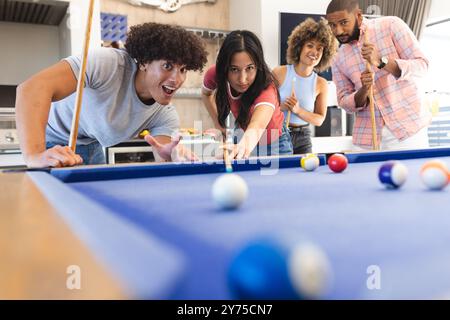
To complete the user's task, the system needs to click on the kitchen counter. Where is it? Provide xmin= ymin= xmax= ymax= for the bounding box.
xmin=311 ymin=136 xmax=354 ymax=154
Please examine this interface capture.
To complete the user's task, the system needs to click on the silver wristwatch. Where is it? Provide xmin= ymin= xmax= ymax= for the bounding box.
xmin=377 ymin=56 xmax=388 ymax=69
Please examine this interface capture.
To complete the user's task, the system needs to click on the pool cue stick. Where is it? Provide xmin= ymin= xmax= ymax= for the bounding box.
xmin=223 ymin=141 xmax=233 ymax=173
xmin=69 ymin=0 xmax=96 ymax=152
xmin=224 ymin=113 xmax=233 ymax=173
xmin=363 ymin=31 xmax=379 ymax=151
xmin=285 ymin=77 xmax=296 ymax=127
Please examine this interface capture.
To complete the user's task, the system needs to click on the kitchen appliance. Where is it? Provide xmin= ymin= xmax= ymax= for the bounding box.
xmin=106 ymin=138 xmax=220 ymax=164
xmin=0 ymin=86 xmax=19 ymax=151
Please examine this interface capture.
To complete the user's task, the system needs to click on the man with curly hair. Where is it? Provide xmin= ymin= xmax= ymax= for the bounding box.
xmin=326 ymin=0 xmax=431 ymax=151
xmin=273 ymin=18 xmax=338 ymax=154
xmin=16 ymin=23 xmax=207 ymax=168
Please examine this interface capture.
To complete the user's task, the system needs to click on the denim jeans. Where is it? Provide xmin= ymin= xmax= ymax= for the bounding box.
xmin=289 ymin=126 xmax=312 ymax=155
xmin=250 ymin=123 xmax=293 ymax=157
xmin=46 ymin=141 xmax=106 ymax=165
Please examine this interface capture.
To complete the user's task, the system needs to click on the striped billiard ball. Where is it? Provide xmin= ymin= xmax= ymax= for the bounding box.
xmin=420 ymin=160 xmax=449 ymax=191
xmin=378 ymin=161 xmax=408 ymax=189
xmin=301 ymin=154 xmax=320 ymax=172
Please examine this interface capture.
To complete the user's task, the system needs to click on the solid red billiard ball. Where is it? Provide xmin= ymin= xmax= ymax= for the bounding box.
xmin=328 ymin=154 xmax=348 ymax=173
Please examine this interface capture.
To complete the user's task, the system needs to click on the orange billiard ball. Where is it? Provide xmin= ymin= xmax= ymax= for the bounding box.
xmin=420 ymin=160 xmax=449 ymax=190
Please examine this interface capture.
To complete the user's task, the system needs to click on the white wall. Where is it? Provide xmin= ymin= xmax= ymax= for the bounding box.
xmin=54 ymin=0 xmax=101 ymax=55
xmin=428 ymin=0 xmax=450 ymax=21
xmin=59 ymin=14 xmax=72 ymax=59
xmin=421 ymin=0 xmax=450 ymax=93
xmin=0 ymin=0 xmax=102 ymax=85
xmin=230 ymin=0 xmax=331 ymax=68
xmin=229 ymin=0 xmax=262 ymax=38
xmin=0 ymin=22 xmax=61 ymax=85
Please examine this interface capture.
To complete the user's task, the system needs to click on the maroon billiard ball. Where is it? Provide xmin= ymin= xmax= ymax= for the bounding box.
xmin=328 ymin=154 xmax=348 ymax=173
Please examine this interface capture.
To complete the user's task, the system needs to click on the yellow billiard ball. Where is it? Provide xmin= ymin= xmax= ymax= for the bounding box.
xmin=300 ymin=154 xmax=320 ymax=172
xmin=139 ymin=129 xmax=150 ymax=139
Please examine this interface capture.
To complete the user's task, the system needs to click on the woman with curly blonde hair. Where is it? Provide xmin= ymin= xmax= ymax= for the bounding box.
xmin=273 ymin=18 xmax=338 ymax=154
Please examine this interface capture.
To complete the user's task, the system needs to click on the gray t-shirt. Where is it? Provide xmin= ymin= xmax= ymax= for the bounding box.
xmin=46 ymin=48 xmax=179 ymax=147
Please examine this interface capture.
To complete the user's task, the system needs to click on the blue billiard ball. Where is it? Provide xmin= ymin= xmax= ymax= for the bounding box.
xmin=227 ymin=238 xmax=331 ymax=300
xmin=378 ymin=161 xmax=408 ymax=189
xmin=227 ymin=239 xmax=298 ymax=300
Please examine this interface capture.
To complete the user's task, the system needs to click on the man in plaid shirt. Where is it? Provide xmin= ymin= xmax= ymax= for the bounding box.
xmin=326 ymin=0 xmax=431 ymax=150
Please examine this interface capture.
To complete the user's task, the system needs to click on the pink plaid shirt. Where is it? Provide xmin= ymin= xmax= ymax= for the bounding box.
xmin=332 ymin=17 xmax=431 ymax=148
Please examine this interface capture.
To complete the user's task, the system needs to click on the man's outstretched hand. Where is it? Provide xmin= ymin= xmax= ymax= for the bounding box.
xmin=145 ymin=134 xmax=199 ymax=162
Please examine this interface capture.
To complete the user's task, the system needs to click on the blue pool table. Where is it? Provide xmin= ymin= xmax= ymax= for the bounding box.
xmin=5 ymin=148 xmax=450 ymax=299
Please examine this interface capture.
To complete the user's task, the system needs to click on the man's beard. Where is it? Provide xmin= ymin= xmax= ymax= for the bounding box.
xmin=337 ymin=22 xmax=361 ymax=44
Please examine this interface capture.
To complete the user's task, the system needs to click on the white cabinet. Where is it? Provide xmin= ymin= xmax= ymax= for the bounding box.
xmin=311 ymin=136 xmax=354 ymax=154
xmin=0 ymin=152 xmax=25 ymax=168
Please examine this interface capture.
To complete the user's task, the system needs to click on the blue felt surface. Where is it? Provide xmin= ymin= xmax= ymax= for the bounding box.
xmin=63 ymin=155 xmax=450 ymax=299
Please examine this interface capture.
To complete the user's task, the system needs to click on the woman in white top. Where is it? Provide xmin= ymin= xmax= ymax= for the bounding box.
xmin=273 ymin=18 xmax=338 ymax=154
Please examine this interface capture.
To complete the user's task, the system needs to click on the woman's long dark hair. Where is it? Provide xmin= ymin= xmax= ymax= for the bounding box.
xmin=215 ymin=30 xmax=279 ymax=129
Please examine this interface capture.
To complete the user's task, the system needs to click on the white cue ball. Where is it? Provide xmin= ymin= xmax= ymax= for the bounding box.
xmin=288 ymin=242 xmax=332 ymax=299
xmin=212 ymin=173 xmax=248 ymax=210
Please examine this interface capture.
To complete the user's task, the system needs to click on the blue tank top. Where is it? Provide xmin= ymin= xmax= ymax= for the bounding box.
xmin=279 ymin=65 xmax=317 ymax=126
